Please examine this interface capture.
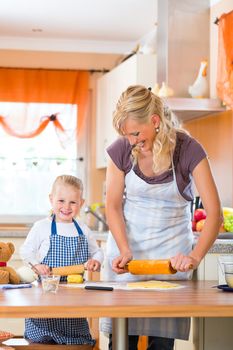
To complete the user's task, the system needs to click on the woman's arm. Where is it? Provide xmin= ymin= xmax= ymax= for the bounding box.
xmin=106 ymin=158 xmax=133 ymax=273
xmin=171 ymin=157 xmax=222 ymax=271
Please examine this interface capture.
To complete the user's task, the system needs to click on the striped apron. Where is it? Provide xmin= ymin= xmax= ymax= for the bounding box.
xmin=101 ymin=163 xmax=193 ymax=340
xmin=25 ymin=216 xmax=95 ymax=346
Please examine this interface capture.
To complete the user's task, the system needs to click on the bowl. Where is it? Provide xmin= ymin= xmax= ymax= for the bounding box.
xmin=223 ymin=263 xmax=233 ymax=288
xmin=41 ymin=275 xmax=60 ymax=293
xmin=218 ymin=255 xmax=233 ymax=285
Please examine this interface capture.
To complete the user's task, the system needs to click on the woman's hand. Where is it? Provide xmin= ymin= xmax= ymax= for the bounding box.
xmin=112 ymin=251 xmax=133 ymax=274
xmin=170 ymin=253 xmax=200 ymax=272
xmin=85 ymin=259 xmax=101 ymax=272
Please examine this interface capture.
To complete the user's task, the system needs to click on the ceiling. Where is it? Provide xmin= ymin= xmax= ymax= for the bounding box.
xmin=0 ymin=0 xmax=157 ymax=54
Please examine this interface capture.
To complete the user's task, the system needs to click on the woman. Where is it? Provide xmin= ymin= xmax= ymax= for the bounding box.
xmin=101 ymin=85 xmax=222 ymax=350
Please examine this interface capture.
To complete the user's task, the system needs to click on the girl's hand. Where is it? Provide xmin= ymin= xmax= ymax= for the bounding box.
xmin=112 ymin=251 xmax=133 ymax=274
xmin=85 ymin=259 xmax=101 ymax=272
xmin=170 ymin=253 xmax=200 ymax=272
xmin=34 ymin=264 xmax=51 ymax=275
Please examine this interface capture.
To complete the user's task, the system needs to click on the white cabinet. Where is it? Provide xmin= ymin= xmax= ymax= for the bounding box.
xmin=198 ymin=253 xmax=233 ymax=350
xmin=175 ymin=253 xmax=233 ymax=350
xmin=96 ymin=54 xmax=157 ymax=168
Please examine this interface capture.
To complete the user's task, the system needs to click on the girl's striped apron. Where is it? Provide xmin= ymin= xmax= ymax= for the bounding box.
xmin=25 ymin=216 xmax=95 ymax=346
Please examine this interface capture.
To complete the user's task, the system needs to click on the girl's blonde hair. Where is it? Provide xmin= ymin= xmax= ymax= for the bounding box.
xmin=113 ymin=85 xmax=188 ymax=174
xmin=51 ymin=175 xmax=83 ymax=195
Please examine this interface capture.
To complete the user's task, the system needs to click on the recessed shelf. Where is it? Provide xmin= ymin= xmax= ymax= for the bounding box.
xmin=166 ymin=98 xmax=226 ymax=122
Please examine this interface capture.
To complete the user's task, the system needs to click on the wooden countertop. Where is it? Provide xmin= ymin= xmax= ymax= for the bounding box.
xmin=1 ymin=280 xmax=233 ymax=319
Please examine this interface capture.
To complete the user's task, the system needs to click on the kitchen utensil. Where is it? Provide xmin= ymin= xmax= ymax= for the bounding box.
xmin=125 ymin=259 xmax=177 ymax=275
xmin=85 ymin=286 xmax=113 ymax=291
xmin=222 ymin=262 xmax=233 ymax=288
xmin=218 ymin=255 xmax=233 ymax=285
xmin=51 ymin=264 xmax=85 ymax=276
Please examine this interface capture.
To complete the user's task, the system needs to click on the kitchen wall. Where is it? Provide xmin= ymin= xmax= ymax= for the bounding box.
xmin=184 ymin=110 xmax=233 ymax=207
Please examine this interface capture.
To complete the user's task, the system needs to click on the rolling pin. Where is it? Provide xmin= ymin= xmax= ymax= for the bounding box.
xmin=51 ymin=265 xmax=85 ymax=276
xmin=125 ymin=259 xmax=177 ymax=275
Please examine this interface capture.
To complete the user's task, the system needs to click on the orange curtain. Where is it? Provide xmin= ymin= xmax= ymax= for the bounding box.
xmin=216 ymin=10 xmax=233 ymax=109
xmin=0 ymin=68 xmax=90 ymax=136
xmin=0 ymin=113 xmax=65 ymax=138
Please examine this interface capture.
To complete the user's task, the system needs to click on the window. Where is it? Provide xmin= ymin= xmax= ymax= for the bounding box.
xmin=0 ymin=102 xmax=78 ymax=222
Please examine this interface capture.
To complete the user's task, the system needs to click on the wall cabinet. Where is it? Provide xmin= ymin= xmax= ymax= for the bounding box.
xmin=96 ymin=54 xmax=157 ymax=168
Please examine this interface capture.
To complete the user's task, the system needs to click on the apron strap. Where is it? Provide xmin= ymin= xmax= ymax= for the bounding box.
xmin=73 ymin=218 xmax=84 ymax=236
xmin=51 ymin=215 xmax=57 ymax=236
xmin=51 ymin=215 xmax=84 ymax=236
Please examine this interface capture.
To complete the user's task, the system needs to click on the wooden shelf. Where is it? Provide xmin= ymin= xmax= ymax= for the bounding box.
xmin=166 ymin=98 xmax=226 ymax=122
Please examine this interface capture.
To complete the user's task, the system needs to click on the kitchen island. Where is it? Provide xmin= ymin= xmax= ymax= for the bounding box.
xmin=0 ymin=280 xmax=233 ymax=350
xmin=1 ymin=229 xmax=233 ymax=349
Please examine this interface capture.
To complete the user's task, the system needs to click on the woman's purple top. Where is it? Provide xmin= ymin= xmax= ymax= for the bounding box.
xmin=107 ymin=132 xmax=207 ymax=201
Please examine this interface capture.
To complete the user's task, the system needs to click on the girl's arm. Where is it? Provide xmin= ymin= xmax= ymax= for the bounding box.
xmin=20 ymin=224 xmax=41 ymax=266
xmin=171 ymin=157 xmax=222 ymax=271
xmin=84 ymin=224 xmax=104 ymax=263
xmin=106 ymin=158 xmax=132 ymax=273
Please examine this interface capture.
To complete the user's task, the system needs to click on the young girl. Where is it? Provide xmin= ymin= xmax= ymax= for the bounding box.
xmin=20 ymin=175 xmax=104 ymax=346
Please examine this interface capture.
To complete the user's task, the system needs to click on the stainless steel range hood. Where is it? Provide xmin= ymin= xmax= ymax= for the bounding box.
xmin=156 ymin=0 xmax=225 ymax=121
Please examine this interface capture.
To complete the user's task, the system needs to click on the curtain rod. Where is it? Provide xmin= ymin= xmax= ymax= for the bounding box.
xmin=0 ymin=67 xmax=109 ymax=74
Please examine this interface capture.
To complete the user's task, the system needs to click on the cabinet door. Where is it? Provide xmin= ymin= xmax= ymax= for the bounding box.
xmin=96 ymin=74 xmax=110 ymax=168
xmin=202 ymin=254 xmax=233 ymax=350
xmin=175 ymin=318 xmax=199 ymax=350
xmin=96 ymin=54 xmax=157 ymax=169
xmin=96 ymin=57 xmax=137 ymax=168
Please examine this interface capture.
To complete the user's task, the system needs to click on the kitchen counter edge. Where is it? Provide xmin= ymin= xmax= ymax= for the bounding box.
xmin=1 ymin=230 xmax=233 ymax=254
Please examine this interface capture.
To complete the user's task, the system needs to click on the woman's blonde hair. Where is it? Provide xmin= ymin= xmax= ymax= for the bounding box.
xmin=113 ymin=85 xmax=187 ymax=174
xmin=51 ymin=175 xmax=83 ymax=195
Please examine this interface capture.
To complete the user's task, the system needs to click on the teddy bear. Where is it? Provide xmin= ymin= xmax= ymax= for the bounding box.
xmin=0 ymin=242 xmax=20 ymax=284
